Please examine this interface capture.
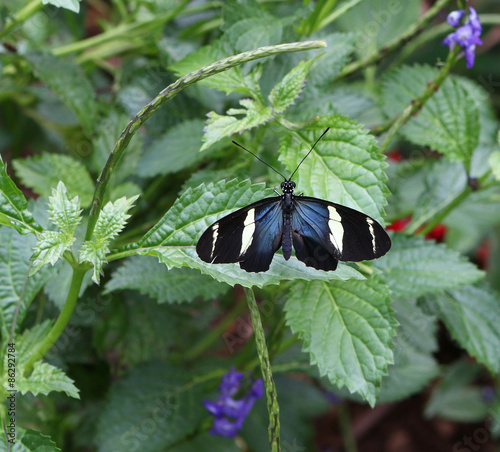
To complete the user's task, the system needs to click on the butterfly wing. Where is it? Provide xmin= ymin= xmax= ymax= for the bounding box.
xmin=292 ymin=197 xmax=391 ymax=271
xmin=196 ymin=197 xmax=284 ymax=272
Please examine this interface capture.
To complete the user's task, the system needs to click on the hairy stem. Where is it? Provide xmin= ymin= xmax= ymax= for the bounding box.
xmin=244 ymin=288 xmax=280 ymax=452
xmin=84 ymin=40 xmax=326 ymax=242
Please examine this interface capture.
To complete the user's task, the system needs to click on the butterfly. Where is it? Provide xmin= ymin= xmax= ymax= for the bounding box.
xmin=196 ymin=129 xmax=391 ymax=273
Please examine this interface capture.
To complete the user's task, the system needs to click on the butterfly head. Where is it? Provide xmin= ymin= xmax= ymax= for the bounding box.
xmin=281 ymin=180 xmax=296 ymax=194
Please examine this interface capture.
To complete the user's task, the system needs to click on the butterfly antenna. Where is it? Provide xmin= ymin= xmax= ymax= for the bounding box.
xmin=288 ymin=128 xmax=330 ymax=181
xmin=232 ymin=141 xmax=287 ymax=181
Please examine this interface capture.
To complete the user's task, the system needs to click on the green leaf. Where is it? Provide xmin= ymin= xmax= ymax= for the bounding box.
xmin=279 ymin=116 xmax=389 ymax=223
xmin=0 ymin=228 xmax=50 ymax=334
xmin=169 ymin=40 xmax=249 ymax=96
xmin=13 ymin=153 xmax=94 ymax=208
xmin=268 ymin=59 xmax=314 ymax=114
xmin=25 ymin=52 xmax=98 ymax=134
xmin=225 ymin=17 xmax=283 ymax=53
xmin=382 ymin=65 xmax=480 ymax=165
xmin=42 ymin=0 xmax=80 ymax=13
xmin=0 ymin=156 xmax=42 ymax=235
xmin=49 ymin=181 xmax=82 ymax=236
xmin=7 ymin=428 xmax=61 ymax=452
xmin=201 ymin=99 xmax=273 ymax=151
xmin=137 ymin=119 xmax=206 ymax=178
xmin=79 ymin=240 xmax=108 ymax=285
xmin=30 ymin=231 xmax=74 ymax=276
xmin=374 ymin=234 xmax=484 ymax=298
xmin=378 ymin=298 xmax=439 ymax=403
xmin=95 ymin=362 xmax=209 ymax=452
xmin=15 ymin=320 xmax=52 ymax=370
xmin=105 ymin=256 xmax=228 ymax=303
xmin=489 ymin=151 xmax=500 ymax=181
xmin=134 ymin=179 xmax=363 ymax=287
xmin=425 ymin=284 xmax=500 ymax=374
xmin=94 ymin=195 xmax=139 ymax=243
xmin=284 ymin=278 xmax=396 ymax=406
xmin=424 ymin=360 xmax=488 ymax=422
xmin=16 ymin=361 xmax=79 ymax=399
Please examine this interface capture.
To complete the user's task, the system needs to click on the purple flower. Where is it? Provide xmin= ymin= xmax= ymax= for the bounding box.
xmin=204 ymin=367 xmax=264 ymax=437
xmin=442 ymin=7 xmax=483 ymax=69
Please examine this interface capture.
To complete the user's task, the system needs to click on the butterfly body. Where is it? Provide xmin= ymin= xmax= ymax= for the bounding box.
xmin=196 ymin=179 xmax=391 ymax=273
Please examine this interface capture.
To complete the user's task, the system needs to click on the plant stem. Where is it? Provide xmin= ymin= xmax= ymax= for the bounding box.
xmin=22 ymin=267 xmax=87 ymax=376
xmin=378 ymin=46 xmax=460 ymax=153
xmin=244 ymin=288 xmax=280 ymax=452
xmin=338 ymin=404 xmax=357 ymax=452
xmin=0 ymin=0 xmax=43 ymax=39
xmin=84 ymin=40 xmax=326 ymax=242
xmin=336 ymin=0 xmax=453 ymax=80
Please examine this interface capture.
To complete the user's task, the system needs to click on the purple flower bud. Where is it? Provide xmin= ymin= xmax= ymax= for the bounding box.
xmin=204 ymin=368 xmax=264 ymax=438
xmin=447 ymin=9 xmax=465 ymax=27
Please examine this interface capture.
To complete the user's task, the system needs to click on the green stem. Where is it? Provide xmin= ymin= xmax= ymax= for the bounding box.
xmin=378 ymin=45 xmax=460 ymax=153
xmin=0 ymin=0 xmax=43 ymax=39
xmin=244 ymin=288 xmax=280 ymax=452
xmin=338 ymin=404 xmax=357 ymax=452
xmin=22 ymin=267 xmax=87 ymax=376
xmin=84 ymin=40 xmax=326 ymax=242
xmin=336 ymin=0 xmax=453 ymax=80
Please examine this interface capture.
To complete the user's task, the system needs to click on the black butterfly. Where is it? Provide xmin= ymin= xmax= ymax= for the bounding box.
xmin=196 ymin=129 xmax=391 ymax=273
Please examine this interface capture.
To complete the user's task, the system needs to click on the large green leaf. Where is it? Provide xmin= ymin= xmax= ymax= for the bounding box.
xmin=425 ymin=284 xmax=500 ymax=374
xmin=225 ymin=17 xmax=283 ymax=53
xmin=133 ymin=179 xmax=363 ymax=287
xmin=13 ymin=153 xmax=94 ymax=208
xmin=284 ymin=278 xmax=396 ymax=406
xmin=374 ymin=234 xmax=484 ymax=298
xmin=0 ymin=228 xmax=50 ymax=335
xmin=0 ymin=428 xmax=61 ymax=452
xmin=105 ymin=256 xmax=228 ymax=303
xmin=95 ymin=362 xmax=210 ymax=452
xmin=0 ymin=156 xmax=42 ymax=235
xmin=279 ymin=116 xmax=389 ymax=223
xmin=25 ymin=52 xmax=98 ymax=134
xmin=382 ymin=65 xmax=480 ymax=165
xmin=42 ymin=0 xmax=80 ymax=13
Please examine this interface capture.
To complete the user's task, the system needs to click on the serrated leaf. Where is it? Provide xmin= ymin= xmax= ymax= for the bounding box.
xmin=30 ymin=230 xmax=74 ymax=276
xmin=489 ymin=151 xmax=500 ymax=181
xmin=279 ymin=116 xmax=389 ymax=223
xmin=105 ymin=256 xmax=228 ymax=303
xmin=79 ymin=240 xmax=108 ymax=285
xmin=225 ymin=17 xmax=283 ymax=53
xmin=12 ymin=428 xmax=61 ymax=452
xmin=284 ymin=278 xmax=396 ymax=406
xmin=425 ymin=284 xmax=500 ymax=374
xmin=0 ymin=156 xmax=42 ymax=235
xmin=13 ymin=153 xmax=94 ymax=208
xmin=268 ymin=59 xmax=313 ymax=114
xmin=95 ymin=362 xmax=209 ymax=452
xmin=49 ymin=181 xmax=82 ymax=236
xmin=169 ymin=39 xmax=249 ymax=96
xmin=0 ymin=228 xmax=50 ymax=334
xmin=137 ymin=119 xmax=206 ymax=178
xmin=25 ymin=52 xmax=98 ymax=133
xmin=374 ymin=234 xmax=484 ymax=298
xmin=94 ymin=195 xmax=139 ymax=243
xmin=15 ymin=361 xmax=79 ymax=399
xmin=133 ymin=179 xmax=363 ymax=287
xmin=42 ymin=0 xmax=80 ymax=13
xmin=201 ymin=99 xmax=273 ymax=151
xmin=382 ymin=65 xmax=480 ymax=165
xmin=14 ymin=320 xmax=52 ymax=370
xmin=378 ymin=298 xmax=439 ymax=403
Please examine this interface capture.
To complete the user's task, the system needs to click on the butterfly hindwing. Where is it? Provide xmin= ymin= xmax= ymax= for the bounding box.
xmin=291 ymin=197 xmax=391 ymax=270
xmin=196 ymin=198 xmax=284 ymax=272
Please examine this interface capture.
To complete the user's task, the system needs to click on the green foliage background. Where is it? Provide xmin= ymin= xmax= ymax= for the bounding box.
xmin=1 ymin=0 xmax=500 ymax=451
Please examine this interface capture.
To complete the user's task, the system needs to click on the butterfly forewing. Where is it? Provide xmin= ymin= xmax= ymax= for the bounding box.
xmin=196 ymin=198 xmax=284 ymax=272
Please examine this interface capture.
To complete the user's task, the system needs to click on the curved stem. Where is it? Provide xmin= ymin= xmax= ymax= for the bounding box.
xmin=22 ymin=267 xmax=87 ymax=376
xmin=84 ymin=40 xmax=326 ymax=242
xmin=0 ymin=0 xmax=43 ymax=39
xmin=244 ymin=288 xmax=280 ymax=452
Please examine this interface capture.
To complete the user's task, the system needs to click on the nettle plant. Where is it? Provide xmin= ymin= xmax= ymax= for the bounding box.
xmin=1 ymin=0 xmax=500 ymax=451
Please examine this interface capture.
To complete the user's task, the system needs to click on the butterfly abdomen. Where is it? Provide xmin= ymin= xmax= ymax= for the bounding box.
xmin=282 ymin=192 xmax=294 ymax=260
